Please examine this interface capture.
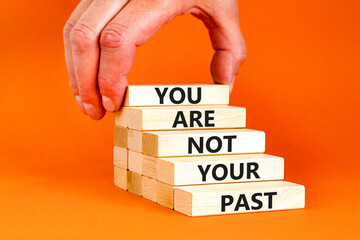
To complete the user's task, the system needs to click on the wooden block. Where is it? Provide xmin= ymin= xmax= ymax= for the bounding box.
xmin=157 ymin=154 xmax=284 ymax=185
xmin=142 ymin=176 xmax=157 ymax=202
xmin=127 ymin=171 xmax=142 ymax=196
xmin=128 ymin=150 xmax=143 ymax=174
xmin=116 ymin=106 xmax=246 ymax=131
xmin=114 ymin=106 xmax=127 ymax=127
xmin=127 ymin=151 xmax=157 ymax=178
xmin=114 ymin=146 xmax=128 ymax=169
xmin=128 ymin=129 xmax=142 ymax=152
xmin=142 ymin=154 xmax=157 ymax=179
xmin=142 ymin=129 xmax=265 ymax=157
xmin=174 ymin=181 xmax=305 ymax=216
xmin=157 ymin=181 xmax=174 ymax=209
xmin=123 ymin=85 xmax=229 ymax=106
xmin=114 ymin=167 xmax=127 ymax=190
xmin=114 ymin=126 xmax=127 ymax=148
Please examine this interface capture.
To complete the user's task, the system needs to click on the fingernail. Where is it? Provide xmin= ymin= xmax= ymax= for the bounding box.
xmin=102 ymin=96 xmax=116 ymax=112
xmin=75 ymin=95 xmax=86 ymax=114
xmin=229 ymin=76 xmax=235 ymax=92
xmin=75 ymin=95 xmax=82 ymax=105
xmin=83 ymin=103 xmax=97 ymax=116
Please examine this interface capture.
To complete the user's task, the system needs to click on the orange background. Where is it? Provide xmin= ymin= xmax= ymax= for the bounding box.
xmin=1 ymin=0 xmax=359 ymax=239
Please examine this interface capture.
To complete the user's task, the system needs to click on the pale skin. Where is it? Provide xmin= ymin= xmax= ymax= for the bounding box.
xmin=64 ymin=0 xmax=247 ymax=120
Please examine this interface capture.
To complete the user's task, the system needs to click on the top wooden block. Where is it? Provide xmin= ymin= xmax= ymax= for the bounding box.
xmin=123 ymin=85 xmax=229 ymax=106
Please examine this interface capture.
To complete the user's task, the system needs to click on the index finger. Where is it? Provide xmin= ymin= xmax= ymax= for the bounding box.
xmin=98 ymin=0 xmax=188 ymax=112
xmin=63 ymin=0 xmax=93 ymax=114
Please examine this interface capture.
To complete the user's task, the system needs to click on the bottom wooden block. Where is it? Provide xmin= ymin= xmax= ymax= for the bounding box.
xmin=114 ymin=167 xmax=127 ymax=190
xmin=127 ymin=171 xmax=142 ymax=196
xmin=142 ymin=176 xmax=157 ymax=202
xmin=157 ymin=181 xmax=174 ymax=209
xmin=114 ymin=169 xmax=153 ymax=199
xmin=174 ymin=181 xmax=305 ymax=216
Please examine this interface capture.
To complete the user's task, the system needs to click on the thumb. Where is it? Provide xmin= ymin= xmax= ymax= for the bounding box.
xmin=192 ymin=0 xmax=247 ymax=92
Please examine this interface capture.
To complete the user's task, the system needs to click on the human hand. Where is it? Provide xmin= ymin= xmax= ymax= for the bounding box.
xmin=63 ymin=0 xmax=247 ymax=120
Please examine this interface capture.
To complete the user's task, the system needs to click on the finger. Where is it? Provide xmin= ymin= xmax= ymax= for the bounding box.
xmin=98 ymin=0 xmax=187 ymax=112
xmin=70 ymin=0 xmax=130 ymax=119
xmin=63 ymin=0 xmax=93 ymax=114
xmin=193 ymin=0 xmax=247 ymax=92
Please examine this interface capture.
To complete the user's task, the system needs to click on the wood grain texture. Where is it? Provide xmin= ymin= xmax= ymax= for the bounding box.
xmin=142 ymin=129 xmax=265 ymax=157
xmin=115 ymin=106 xmax=246 ymax=131
xmin=128 ymin=150 xmax=143 ymax=174
xmin=174 ymin=181 xmax=305 ymax=216
xmin=142 ymin=176 xmax=157 ymax=202
xmin=114 ymin=167 xmax=127 ymax=190
xmin=157 ymin=181 xmax=174 ymax=209
xmin=142 ymin=154 xmax=157 ymax=179
xmin=127 ymin=171 xmax=142 ymax=196
xmin=114 ymin=106 xmax=127 ymax=127
xmin=128 ymin=129 xmax=142 ymax=153
xmin=157 ymin=154 xmax=284 ymax=185
xmin=114 ymin=126 xmax=127 ymax=148
xmin=123 ymin=85 xmax=229 ymax=106
xmin=113 ymin=146 xmax=127 ymax=169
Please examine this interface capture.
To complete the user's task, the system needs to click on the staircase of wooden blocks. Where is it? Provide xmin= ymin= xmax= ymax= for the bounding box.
xmin=113 ymin=85 xmax=305 ymax=216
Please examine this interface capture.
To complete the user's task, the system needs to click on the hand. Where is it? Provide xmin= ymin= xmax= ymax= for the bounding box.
xmin=63 ymin=0 xmax=247 ymax=120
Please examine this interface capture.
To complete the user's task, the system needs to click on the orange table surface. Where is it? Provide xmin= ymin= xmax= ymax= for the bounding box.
xmin=0 ymin=0 xmax=359 ymax=239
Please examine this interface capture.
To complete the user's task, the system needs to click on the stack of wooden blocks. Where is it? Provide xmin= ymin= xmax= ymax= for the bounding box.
xmin=113 ymin=84 xmax=305 ymax=216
